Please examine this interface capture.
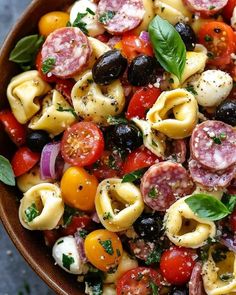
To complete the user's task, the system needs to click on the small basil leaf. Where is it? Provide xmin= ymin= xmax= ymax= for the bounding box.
xmin=185 ymin=194 xmax=230 ymax=221
xmin=0 ymin=155 xmax=15 ymax=186
xmin=122 ymin=168 xmax=147 ymax=183
xmin=62 ymin=254 xmax=75 ymax=270
xmin=221 ymin=194 xmax=236 ymax=212
xmin=148 ymin=16 xmax=186 ymax=80
xmin=41 ymin=57 xmax=56 ymax=74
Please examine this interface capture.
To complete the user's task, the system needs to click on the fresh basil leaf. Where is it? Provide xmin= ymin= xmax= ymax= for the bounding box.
xmin=122 ymin=168 xmax=147 ymax=183
xmin=0 ymin=155 xmax=15 ymax=186
xmin=62 ymin=254 xmax=74 ymax=270
xmin=24 ymin=203 xmax=39 ymax=223
xmin=86 ymin=7 xmax=95 ymax=15
xmin=41 ymin=57 xmax=56 ymax=74
xmin=185 ymin=194 xmax=230 ymax=221
xmin=148 ymin=16 xmax=186 ymax=81
xmin=221 ymin=194 xmax=236 ymax=212
xmin=72 ymin=12 xmax=88 ymax=34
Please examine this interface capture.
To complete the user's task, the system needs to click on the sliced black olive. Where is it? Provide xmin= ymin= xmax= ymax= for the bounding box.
xmin=215 ymin=100 xmax=236 ymax=126
xmin=170 ymin=287 xmax=189 ymax=295
xmin=127 ymin=55 xmax=157 ymax=86
xmin=26 ymin=130 xmax=50 ymax=152
xmin=92 ymin=49 xmax=127 ymax=85
xmin=174 ymin=22 xmax=197 ymax=51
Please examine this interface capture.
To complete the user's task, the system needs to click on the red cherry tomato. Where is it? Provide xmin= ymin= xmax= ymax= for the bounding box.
xmin=61 ymin=122 xmax=104 ymax=167
xmin=126 ymin=87 xmax=161 ymax=120
xmin=35 ymin=51 xmax=57 ymax=83
xmin=11 ymin=147 xmax=40 ymax=177
xmin=117 ymin=267 xmax=162 ymax=295
xmin=160 ymin=247 xmax=197 ymax=285
xmin=0 ymin=110 xmax=26 ymax=146
xmin=55 ymin=78 xmax=75 ymax=105
xmin=222 ymin=0 xmax=236 ymax=21
xmin=43 ymin=229 xmax=61 ymax=247
xmin=123 ymin=146 xmax=158 ymax=174
xmin=230 ymin=209 xmax=236 ymax=232
xmin=96 ymin=32 xmax=111 ymax=43
xmin=61 ymin=215 xmax=92 ymax=236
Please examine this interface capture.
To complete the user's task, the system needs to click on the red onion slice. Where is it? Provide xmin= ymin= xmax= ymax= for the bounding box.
xmin=139 ymin=31 xmax=150 ymax=42
xmin=75 ymin=231 xmax=88 ymax=263
xmin=91 ymin=211 xmax=100 ymax=224
xmin=220 ymin=235 xmax=236 ymax=253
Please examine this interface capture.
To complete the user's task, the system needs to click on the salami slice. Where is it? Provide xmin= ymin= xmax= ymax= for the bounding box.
xmin=97 ymin=0 xmax=145 ymax=34
xmin=184 ymin=0 xmax=228 ymax=16
xmin=189 ymin=262 xmax=206 ymax=295
xmin=189 ymin=159 xmax=235 ymax=189
xmin=129 ymin=239 xmax=155 ymax=261
xmin=190 ymin=121 xmax=236 ymax=171
xmin=41 ymin=27 xmax=92 ymax=79
xmin=166 ymin=139 xmax=187 ymax=164
xmin=141 ymin=162 xmax=195 ymax=211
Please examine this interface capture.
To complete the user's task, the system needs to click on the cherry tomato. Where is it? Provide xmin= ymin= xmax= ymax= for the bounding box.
xmin=222 ymin=0 xmax=236 ymax=21
xmin=198 ymin=22 xmax=236 ymax=66
xmin=117 ymin=267 xmax=162 ymax=295
xmin=123 ymin=146 xmax=158 ymax=174
xmin=0 ymin=110 xmax=26 ymax=146
xmin=38 ymin=11 xmax=70 ymax=37
xmin=11 ymin=147 xmax=40 ymax=177
xmin=84 ymin=229 xmax=123 ymax=272
xmin=230 ymin=209 xmax=236 ymax=232
xmin=61 ymin=166 xmax=98 ymax=211
xmin=96 ymin=32 xmax=111 ymax=43
xmin=160 ymin=247 xmax=197 ymax=285
xmin=43 ymin=229 xmax=61 ymax=247
xmin=126 ymin=87 xmax=161 ymax=120
xmin=61 ymin=215 xmax=92 ymax=236
xmin=35 ymin=51 xmax=57 ymax=83
xmin=61 ymin=122 xmax=104 ymax=167
xmin=55 ymin=79 xmax=75 ymax=105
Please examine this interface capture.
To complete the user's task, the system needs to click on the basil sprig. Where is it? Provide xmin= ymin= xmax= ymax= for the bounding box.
xmin=148 ymin=16 xmax=186 ymax=81
xmin=0 ymin=155 xmax=15 ymax=186
xmin=185 ymin=194 xmax=236 ymax=221
xmin=122 ymin=168 xmax=147 ymax=183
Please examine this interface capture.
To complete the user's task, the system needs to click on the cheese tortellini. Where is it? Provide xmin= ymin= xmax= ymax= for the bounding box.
xmin=95 ymin=178 xmax=144 ymax=232
xmin=29 ymin=89 xmax=76 ymax=136
xmin=19 ymin=183 xmax=64 ymax=230
xmin=164 ymin=196 xmax=216 ymax=248
xmin=147 ymin=88 xmax=198 ymax=139
xmin=7 ymin=70 xmax=51 ymax=124
xmin=133 ymin=0 xmax=155 ymax=34
xmin=72 ymin=70 xmax=125 ymax=124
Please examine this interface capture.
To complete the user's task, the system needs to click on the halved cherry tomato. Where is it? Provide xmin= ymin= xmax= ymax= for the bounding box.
xmin=61 ymin=122 xmax=104 ymax=166
xmin=0 ymin=110 xmax=26 ymax=146
xmin=222 ymin=0 xmax=236 ymax=21
xmin=123 ymin=146 xmax=158 ymax=175
xmin=61 ymin=166 xmax=98 ymax=211
xmin=84 ymin=229 xmax=123 ymax=272
xmin=55 ymin=78 xmax=75 ymax=105
xmin=11 ymin=147 xmax=40 ymax=177
xmin=160 ymin=247 xmax=197 ymax=285
xmin=230 ymin=209 xmax=236 ymax=232
xmin=61 ymin=215 xmax=92 ymax=235
xmin=96 ymin=32 xmax=111 ymax=43
xmin=43 ymin=229 xmax=61 ymax=247
xmin=126 ymin=87 xmax=161 ymax=120
xmin=117 ymin=267 xmax=162 ymax=295
xmin=198 ymin=22 xmax=236 ymax=66
xmin=35 ymin=51 xmax=57 ymax=83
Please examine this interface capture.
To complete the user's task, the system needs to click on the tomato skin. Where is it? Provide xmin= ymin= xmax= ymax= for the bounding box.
xmin=160 ymin=247 xmax=196 ymax=285
xmin=96 ymin=33 xmax=110 ymax=43
xmin=230 ymin=210 xmax=236 ymax=232
xmin=0 ymin=110 xmax=26 ymax=146
xmin=55 ymin=79 xmax=75 ymax=105
xmin=61 ymin=215 xmax=92 ymax=236
xmin=35 ymin=51 xmax=58 ymax=83
xmin=222 ymin=0 xmax=236 ymax=21
xmin=43 ymin=229 xmax=61 ymax=247
xmin=126 ymin=87 xmax=161 ymax=120
xmin=61 ymin=122 xmax=105 ymax=167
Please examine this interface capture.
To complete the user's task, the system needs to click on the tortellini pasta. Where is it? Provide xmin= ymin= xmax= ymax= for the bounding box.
xmin=7 ymin=70 xmax=51 ymax=124
xmin=164 ymin=196 xmax=216 ymax=248
xmin=102 ymin=285 xmax=116 ymax=295
xmin=29 ymin=89 xmax=76 ymax=136
xmin=95 ymin=178 xmax=144 ymax=232
xmin=133 ymin=0 xmax=155 ymax=34
xmin=86 ymin=37 xmax=110 ymax=70
xmin=71 ymin=70 xmax=125 ymax=124
xmin=19 ymin=183 xmax=64 ymax=230
xmin=147 ymin=88 xmax=198 ymax=139
xmin=202 ymin=244 xmax=236 ymax=295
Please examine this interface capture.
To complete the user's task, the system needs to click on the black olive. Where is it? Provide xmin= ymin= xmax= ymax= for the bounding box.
xmin=133 ymin=213 xmax=163 ymax=240
xmin=174 ymin=22 xmax=197 ymax=51
xmin=127 ymin=55 xmax=157 ymax=86
xmin=26 ymin=130 xmax=50 ymax=152
xmin=92 ymin=49 xmax=127 ymax=85
xmin=170 ymin=287 xmax=188 ymax=295
xmin=215 ymin=100 xmax=236 ymax=126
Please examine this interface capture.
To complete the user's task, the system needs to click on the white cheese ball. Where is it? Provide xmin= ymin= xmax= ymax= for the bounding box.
xmin=52 ymin=236 xmax=82 ymax=274
xmin=231 ymin=7 xmax=236 ymax=30
xmin=193 ymin=70 xmax=233 ymax=107
xmin=70 ymin=0 xmax=105 ymax=37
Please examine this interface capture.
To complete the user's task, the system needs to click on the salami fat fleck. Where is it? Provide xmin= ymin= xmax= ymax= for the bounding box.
xmin=184 ymin=0 xmax=228 ymax=16
xmin=141 ymin=162 xmax=195 ymax=211
xmin=189 ymin=262 xmax=206 ymax=295
xmin=190 ymin=121 xmax=236 ymax=171
xmin=97 ymin=0 xmax=145 ymax=34
xmin=41 ymin=27 xmax=92 ymax=79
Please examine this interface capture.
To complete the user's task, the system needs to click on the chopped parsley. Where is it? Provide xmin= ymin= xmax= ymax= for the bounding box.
xmin=151 ymin=140 xmax=158 ymax=147
xmin=185 ymin=85 xmax=198 ymax=95
xmin=56 ymin=104 xmax=78 ymax=119
xmin=103 ymin=212 xmax=113 ymax=220
xmin=99 ymin=239 xmax=114 ymax=255
xmin=57 ymin=240 xmax=64 ymax=245
xmin=63 ymin=205 xmax=78 ymax=226
xmin=41 ymin=57 xmax=56 ymax=74
xmin=207 ymin=51 xmax=215 ymax=59
xmin=145 ymin=248 xmax=162 ymax=265
xmin=219 ymin=273 xmax=234 ymax=281
xmin=149 ymin=281 xmax=159 ymax=295
xmin=85 ymin=280 xmax=103 ymax=295
xmin=24 ymin=203 xmax=39 ymax=223
xmin=107 ymin=115 xmax=128 ymax=125
xmin=209 ymin=5 xmax=216 ymax=10
xmin=79 ymin=229 xmax=88 ymax=239
xmin=148 ymin=187 xmax=159 ymax=199
xmin=98 ymin=10 xmax=115 ymax=24
xmin=72 ymin=12 xmax=88 ymax=35
xmin=204 ymin=35 xmax=213 ymax=42
xmin=122 ymin=168 xmax=147 ymax=183
xmin=86 ymin=7 xmax=95 ymax=15
xmin=212 ymin=133 xmax=227 ymax=145
xmin=62 ymin=253 xmax=75 ymax=270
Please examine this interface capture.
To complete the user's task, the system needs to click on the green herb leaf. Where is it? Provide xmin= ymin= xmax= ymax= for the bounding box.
xmin=221 ymin=194 xmax=236 ymax=212
xmin=72 ymin=12 xmax=88 ymax=34
xmin=57 ymin=240 xmax=64 ymax=245
xmin=107 ymin=115 xmax=128 ymax=125
xmin=148 ymin=15 xmax=186 ymax=81
xmin=79 ymin=229 xmax=88 ymax=239
xmin=212 ymin=246 xmax=227 ymax=263
xmin=99 ymin=10 xmax=115 ymax=24
xmin=57 ymin=104 xmax=78 ymax=119
xmin=99 ymin=239 xmax=114 ymax=255
xmin=63 ymin=205 xmax=79 ymax=226
xmin=103 ymin=212 xmax=113 ymax=220
xmin=148 ymin=187 xmax=159 ymax=199
xmin=204 ymin=35 xmax=213 ymax=42
xmin=0 ymin=155 xmax=15 ymax=186
xmin=24 ymin=203 xmax=39 ymax=223
xmin=149 ymin=281 xmax=159 ymax=295
xmin=219 ymin=273 xmax=234 ymax=281
xmin=122 ymin=168 xmax=147 ymax=183
xmin=62 ymin=254 xmax=75 ymax=270
xmin=145 ymin=247 xmax=162 ymax=265
xmin=86 ymin=7 xmax=95 ymax=15
xmin=185 ymin=85 xmax=198 ymax=95
xmin=41 ymin=57 xmax=56 ymax=74
xmin=86 ymin=280 xmax=103 ymax=295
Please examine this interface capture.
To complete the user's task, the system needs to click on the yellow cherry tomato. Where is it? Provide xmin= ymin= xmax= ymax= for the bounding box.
xmin=84 ymin=229 xmax=123 ymax=272
xmin=60 ymin=166 xmax=98 ymax=211
xmin=38 ymin=11 xmax=70 ymax=37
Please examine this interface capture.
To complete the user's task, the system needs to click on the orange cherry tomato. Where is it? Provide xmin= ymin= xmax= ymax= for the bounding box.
xmin=60 ymin=166 xmax=98 ymax=211
xmin=84 ymin=229 xmax=123 ymax=272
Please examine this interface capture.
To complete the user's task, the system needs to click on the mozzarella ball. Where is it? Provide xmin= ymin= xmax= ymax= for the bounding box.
xmin=192 ymin=70 xmax=233 ymax=107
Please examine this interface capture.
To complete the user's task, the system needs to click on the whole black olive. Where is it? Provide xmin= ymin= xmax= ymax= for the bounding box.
xmin=127 ymin=55 xmax=157 ymax=86
xmin=174 ymin=22 xmax=197 ymax=51
xmin=92 ymin=49 xmax=127 ymax=85
xmin=133 ymin=213 xmax=163 ymax=240
xmin=26 ymin=130 xmax=50 ymax=152
xmin=215 ymin=100 xmax=236 ymax=126
xmin=170 ymin=287 xmax=188 ymax=295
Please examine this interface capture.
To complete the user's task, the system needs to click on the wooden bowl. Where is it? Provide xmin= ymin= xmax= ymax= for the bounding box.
xmin=0 ymin=0 xmax=85 ymax=294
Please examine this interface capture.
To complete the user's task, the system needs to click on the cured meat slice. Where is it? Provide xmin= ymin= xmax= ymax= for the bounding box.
xmin=97 ymin=0 xmax=145 ymax=34
xmin=189 ymin=262 xmax=206 ymax=295
xmin=129 ymin=239 xmax=155 ymax=261
xmin=190 ymin=121 xmax=236 ymax=171
xmin=184 ymin=0 xmax=228 ymax=16
xmin=165 ymin=139 xmax=187 ymax=164
xmin=189 ymin=159 xmax=235 ymax=189
xmin=41 ymin=27 xmax=92 ymax=79
xmin=141 ymin=162 xmax=195 ymax=211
